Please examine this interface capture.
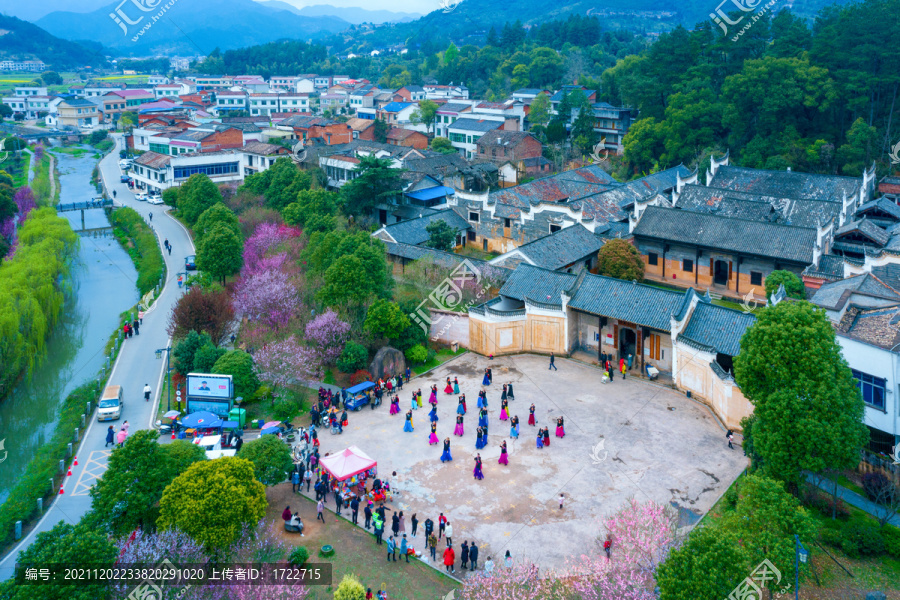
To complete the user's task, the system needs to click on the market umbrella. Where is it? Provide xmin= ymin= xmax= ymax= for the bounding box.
xmin=262 ymin=421 xmax=282 ymax=430
xmin=261 ymin=426 xmax=281 ymax=435
xmin=181 ymin=411 xmax=223 ymax=429
xmin=162 ymin=410 xmax=181 ymax=420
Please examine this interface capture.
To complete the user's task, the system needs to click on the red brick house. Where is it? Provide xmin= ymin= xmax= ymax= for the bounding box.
xmin=386 ymin=127 xmax=428 ymax=150
xmin=476 ymin=130 xmax=542 ymax=163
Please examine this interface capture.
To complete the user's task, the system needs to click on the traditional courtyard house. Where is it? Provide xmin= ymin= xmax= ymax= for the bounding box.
xmin=488 ymin=223 xmax=605 ymax=272
xmin=373 ymin=209 xmax=471 ymax=249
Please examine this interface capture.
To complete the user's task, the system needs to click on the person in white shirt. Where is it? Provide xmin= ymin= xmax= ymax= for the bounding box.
xmin=444 ymin=522 xmax=453 ymax=547
xmin=289 ymin=513 xmax=304 ymax=536
xmin=484 ymin=556 xmax=494 ymax=574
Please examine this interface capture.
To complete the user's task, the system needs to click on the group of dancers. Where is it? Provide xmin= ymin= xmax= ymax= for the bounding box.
xmin=387 ymin=372 xmax=567 ymax=480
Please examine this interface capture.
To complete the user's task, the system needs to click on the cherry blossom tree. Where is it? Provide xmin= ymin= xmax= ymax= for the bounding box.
xmin=304 ymin=309 xmax=350 ymax=365
xmin=13 ymin=186 xmax=36 ymax=225
xmin=243 ymin=222 xmax=302 ymax=273
xmin=233 ymin=269 xmax=300 ymax=332
xmin=252 ymin=337 xmax=322 ymax=399
xmin=460 ymin=561 xmax=570 ymax=600
xmin=569 ymin=498 xmax=680 ymax=600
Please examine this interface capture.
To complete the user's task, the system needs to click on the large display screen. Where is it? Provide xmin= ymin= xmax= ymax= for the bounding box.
xmin=186 ymin=373 xmax=232 ymax=399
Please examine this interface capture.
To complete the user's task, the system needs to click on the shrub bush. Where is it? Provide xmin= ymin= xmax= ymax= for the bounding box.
xmin=273 ymin=398 xmax=299 ymax=422
xmin=724 ymin=484 xmax=739 ymax=510
xmin=405 ymin=344 xmax=428 ymax=365
xmin=805 ymin=489 xmax=850 ymax=520
xmin=883 ymin=525 xmax=900 ymax=559
xmin=841 ymin=522 xmax=885 ymax=558
xmin=212 ymin=350 xmax=259 ymax=400
xmin=350 ymin=370 xmax=373 ymax=386
xmin=337 ymin=341 xmax=368 ymax=373
xmin=108 ymin=207 xmax=165 ymax=296
xmin=819 ymin=527 xmax=843 ymax=549
xmin=289 ymin=545 xmax=309 ymax=566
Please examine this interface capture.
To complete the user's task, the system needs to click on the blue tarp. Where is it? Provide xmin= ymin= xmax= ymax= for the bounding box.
xmin=346 ymin=381 xmax=375 ymax=394
xmin=261 ymin=426 xmax=281 ymax=435
xmin=405 ymin=186 xmax=455 ymax=201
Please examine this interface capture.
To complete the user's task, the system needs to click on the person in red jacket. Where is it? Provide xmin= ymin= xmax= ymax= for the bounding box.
xmin=443 ymin=544 xmax=456 ymax=574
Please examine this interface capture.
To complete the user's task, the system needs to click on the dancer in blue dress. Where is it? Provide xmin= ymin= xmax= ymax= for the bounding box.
xmin=482 ymin=369 xmax=490 ymax=386
xmin=456 ymin=397 xmax=466 ymax=416
xmin=510 ymin=415 xmax=519 ymax=439
xmin=429 ymin=405 xmax=439 ymax=423
xmin=475 ymin=426 xmax=485 ymax=449
xmin=440 ymin=438 xmax=453 ymax=462
xmin=411 ymin=392 xmax=418 ymax=411
xmin=536 ymin=428 xmax=544 ymax=449
xmin=478 ymin=407 xmax=488 ymax=430
xmin=473 ymin=454 xmax=484 ymax=480
xmin=452 ymin=377 xmax=460 ymax=394
xmin=403 ymin=410 xmax=414 ymax=432
xmin=477 ymin=391 xmax=485 ymax=410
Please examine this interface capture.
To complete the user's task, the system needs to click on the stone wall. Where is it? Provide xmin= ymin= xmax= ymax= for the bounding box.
xmin=468 ymin=312 xmax=567 ymax=356
xmin=674 ymin=341 xmax=753 ymax=430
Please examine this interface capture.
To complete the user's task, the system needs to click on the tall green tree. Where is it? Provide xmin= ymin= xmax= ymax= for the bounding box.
xmin=238 ymin=434 xmax=294 ymax=486
xmin=528 ymin=92 xmax=551 ymax=131
xmin=597 ymin=238 xmax=645 ymax=281
xmin=364 ymin=299 xmax=410 ymax=341
xmin=424 ymin=219 xmax=459 ymax=251
xmin=212 ymin=349 xmax=260 ymax=399
xmin=340 ymin=155 xmax=402 ymax=216
xmin=87 ymin=431 xmax=206 ymax=535
xmin=197 ymin=222 xmax=244 ymax=285
xmin=657 ymin=526 xmax=751 ymax=600
xmin=836 ymin=117 xmax=879 ymax=175
xmin=572 ymin=97 xmax=598 ymax=153
xmin=194 ymin=203 xmax=240 ymax=242
xmin=411 ymin=99 xmax=440 ymax=136
xmin=158 ymin=457 xmax=267 ymax=551
xmin=734 ymin=301 xmax=869 ymax=486
xmin=282 ymin=188 xmax=340 ymax=228
xmin=763 ymin=270 xmax=805 ymax=300
xmin=177 ymin=173 xmax=222 ymax=226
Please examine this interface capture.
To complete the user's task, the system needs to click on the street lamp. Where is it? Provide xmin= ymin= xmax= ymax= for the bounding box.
xmin=794 ymin=534 xmax=808 ymax=600
xmin=155 ymin=346 xmax=173 ymax=412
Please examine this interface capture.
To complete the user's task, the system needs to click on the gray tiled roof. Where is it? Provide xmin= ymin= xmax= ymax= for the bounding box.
xmin=633 ymin=206 xmax=818 ymax=264
xmin=378 ymin=209 xmax=470 ymax=246
xmin=809 ymin=273 xmax=900 ymax=310
xmin=676 ymin=184 xmax=841 ymax=228
xmin=804 ymin=253 xmax=845 ymax=281
xmin=679 ymin=302 xmax=756 ymax=357
xmin=383 ymin=242 xmax=501 ymax=276
xmin=436 ymin=102 xmax=472 ymax=113
xmin=872 ymin=264 xmax=900 ymax=290
xmin=567 ymin=273 xmax=685 ymax=331
xmin=448 ymin=118 xmax=503 ymax=133
xmin=502 ymin=223 xmax=605 ymax=271
xmin=498 ymin=264 xmax=577 ymax=303
xmin=834 ymin=219 xmax=891 ymax=247
xmin=856 ymin=198 xmax=900 ymax=221
xmin=836 ymin=305 xmax=900 ymax=350
xmin=709 ymin=165 xmax=862 ymax=202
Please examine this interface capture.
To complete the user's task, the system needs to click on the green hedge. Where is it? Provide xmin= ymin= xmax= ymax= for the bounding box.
xmin=108 ymin=207 xmax=165 ymax=296
xmin=0 ymin=383 xmax=96 ymax=548
xmin=0 ymin=208 xmax=78 ymax=399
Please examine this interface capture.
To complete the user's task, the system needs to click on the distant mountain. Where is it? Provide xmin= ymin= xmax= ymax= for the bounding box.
xmin=257 ymin=1 xmax=421 ymax=24
xmin=0 ymin=0 xmax=110 ymax=23
xmin=0 ymin=14 xmax=106 ymax=69
xmin=35 ymin=0 xmax=352 ymax=56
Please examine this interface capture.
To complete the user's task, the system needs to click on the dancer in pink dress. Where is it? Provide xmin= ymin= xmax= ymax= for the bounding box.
xmin=453 ymin=414 xmax=465 ymax=436
xmin=498 ymin=440 xmax=509 ymax=465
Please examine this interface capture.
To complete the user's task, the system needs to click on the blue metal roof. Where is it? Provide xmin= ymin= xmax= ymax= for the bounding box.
xmin=405 ymin=186 xmax=455 ymax=201
xmin=346 ymin=382 xmax=375 ymax=394
xmin=382 ymin=102 xmax=414 ymax=112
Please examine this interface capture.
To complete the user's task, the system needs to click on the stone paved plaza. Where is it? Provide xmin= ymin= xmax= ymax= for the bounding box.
xmin=314 ymin=352 xmax=747 ymax=572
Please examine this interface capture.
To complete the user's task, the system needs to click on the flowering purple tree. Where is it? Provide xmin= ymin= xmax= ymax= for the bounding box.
xmin=34 ymin=144 xmax=44 ymax=160
xmin=569 ymin=498 xmax=680 ymax=600
xmin=252 ymin=337 xmax=322 ymax=399
xmin=233 ymin=269 xmax=300 ymax=332
xmin=14 ymin=186 xmax=36 ymax=225
xmin=304 ymin=309 xmax=350 ymax=365
xmin=243 ymin=223 xmax=302 ymax=273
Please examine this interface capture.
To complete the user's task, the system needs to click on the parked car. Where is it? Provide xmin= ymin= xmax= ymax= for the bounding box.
xmin=118 ymin=159 xmax=133 ymax=169
xmin=120 ymin=175 xmax=131 ymax=183
xmin=135 ymin=192 xmax=148 ymax=202
xmin=185 ymin=255 xmax=197 ymax=270
xmin=148 ymin=196 xmax=163 ymax=205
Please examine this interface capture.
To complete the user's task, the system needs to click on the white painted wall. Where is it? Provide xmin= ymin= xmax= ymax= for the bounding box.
xmin=836 ymin=334 xmax=899 ymax=443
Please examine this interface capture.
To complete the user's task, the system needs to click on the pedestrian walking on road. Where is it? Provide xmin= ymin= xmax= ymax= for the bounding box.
xmin=727 ymin=429 xmax=734 ymax=450
xmin=444 ymin=521 xmax=453 ymax=547
xmin=438 ymin=513 xmax=446 ymax=539
xmin=133 ymin=319 xmax=140 ymax=335
xmin=387 ymin=536 xmax=396 ymax=562
xmin=116 ymin=427 xmax=127 ymax=447
xmin=143 ymin=383 xmax=151 ymax=402
xmin=460 ymin=541 xmax=469 ymax=570
xmin=364 ymin=502 xmax=372 ymax=529
xmin=317 ymin=499 xmax=325 ymax=523
xmin=105 ymin=425 xmax=114 ymax=447
xmin=292 ymin=469 xmax=300 ymax=493
xmin=305 ymin=467 xmax=312 ymax=492
xmin=351 ymin=496 xmax=360 ymax=525
xmin=469 ymin=542 xmax=479 ymax=570
xmin=410 ymin=513 xmax=418 ymax=537
xmin=549 ymin=352 xmax=557 ymax=370
xmin=149 ymin=212 xmax=152 ymax=222
xmin=428 ymin=532 xmax=437 ymax=561
xmin=443 ymin=545 xmax=456 ymax=573
xmin=335 ymin=493 xmax=343 ymax=516
xmin=400 ymin=534 xmax=409 ymax=563
xmin=122 ymin=420 xmax=129 ymax=435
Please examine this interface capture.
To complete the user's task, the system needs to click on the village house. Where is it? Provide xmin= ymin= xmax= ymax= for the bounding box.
xmin=57 ymin=98 xmax=100 ymax=128
xmin=386 ymin=127 xmax=429 ymax=150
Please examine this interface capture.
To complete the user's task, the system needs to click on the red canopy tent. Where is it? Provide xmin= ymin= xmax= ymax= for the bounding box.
xmin=319 ymin=445 xmax=377 ymax=482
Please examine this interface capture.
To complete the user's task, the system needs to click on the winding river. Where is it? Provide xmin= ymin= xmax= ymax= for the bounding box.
xmin=0 ymin=147 xmax=138 ymax=502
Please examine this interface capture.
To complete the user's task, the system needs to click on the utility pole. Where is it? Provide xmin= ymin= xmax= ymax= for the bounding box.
xmin=155 ymin=346 xmax=173 ymax=412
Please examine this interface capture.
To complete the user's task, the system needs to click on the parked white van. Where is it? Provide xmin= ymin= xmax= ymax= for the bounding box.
xmin=98 ymin=385 xmax=123 ymax=421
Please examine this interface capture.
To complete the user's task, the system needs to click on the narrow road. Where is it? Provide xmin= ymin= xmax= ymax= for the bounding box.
xmin=0 ymin=134 xmax=195 ymax=580
xmin=806 ymin=473 xmax=900 ymax=528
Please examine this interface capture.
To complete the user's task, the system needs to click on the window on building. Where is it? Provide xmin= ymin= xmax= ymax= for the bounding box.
xmin=468 ymin=212 xmax=479 ymax=223
xmin=682 ymin=259 xmax=693 ymax=273
xmin=549 ymin=224 xmax=561 ymax=233
xmin=504 ymin=218 xmax=511 ymax=228
xmin=852 ymin=369 xmax=886 ymax=410
xmin=648 ymin=253 xmax=658 ymax=266
xmin=750 ymin=271 xmax=763 ymax=286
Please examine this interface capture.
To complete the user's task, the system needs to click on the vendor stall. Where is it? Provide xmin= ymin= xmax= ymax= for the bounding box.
xmin=318 ymin=446 xmax=380 ymax=504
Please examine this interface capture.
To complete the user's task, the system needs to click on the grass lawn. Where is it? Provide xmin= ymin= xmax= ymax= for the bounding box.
xmin=711 ymin=298 xmax=748 ymax=312
xmin=411 ymin=347 xmax=466 ymax=375
xmin=266 ymin=485 xmax=459 ymax=600
xmin=50 ymin=146 xmax=92 ymax=157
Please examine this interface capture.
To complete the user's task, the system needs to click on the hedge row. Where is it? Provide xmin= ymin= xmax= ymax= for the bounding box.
xmin=0 ymin=383 xmax=96 ymax=548
xmin=108 ymin=207 xmax=165 ymax=296
xmin=0 ymin=208 xmax=78 ymax=399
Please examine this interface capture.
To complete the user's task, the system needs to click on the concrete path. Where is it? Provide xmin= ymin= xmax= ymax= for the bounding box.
xmin=0 ymin=134 xmax=195 ymax=580
xmin=806 ymin=473 xmax=900 ymax=528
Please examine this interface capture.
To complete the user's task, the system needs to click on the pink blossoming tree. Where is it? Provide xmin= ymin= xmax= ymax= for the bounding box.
xmin=233 ymin=268 xmax=300 ymax=333
xmin=460 ymin=561 xmax=570 ymax=600
xmin=252 ymin=337 xmax=322 ymax=400
xmin=304 ymin=309 xmax=350 ymax=365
